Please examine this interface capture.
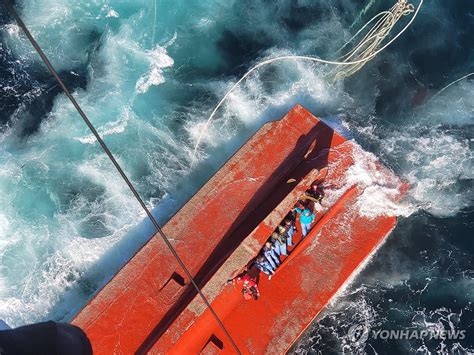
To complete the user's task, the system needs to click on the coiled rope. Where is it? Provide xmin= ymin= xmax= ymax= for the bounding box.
xmin=192 ymin=0 xmax=422 ymax=163
xmin=332 ymin=0 xmax=415 ymax=80
xmin=2 ymin=1 xmax=242 ymax=353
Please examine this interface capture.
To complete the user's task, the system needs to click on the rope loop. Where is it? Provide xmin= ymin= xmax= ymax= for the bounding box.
xmin=398 ymin=0 xmax=415 ymax=16
xmin=191 ymin=0 xmax=423 ymax=162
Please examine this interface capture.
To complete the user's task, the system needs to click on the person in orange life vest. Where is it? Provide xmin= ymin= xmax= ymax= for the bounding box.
xmin=239 ymin=274 xmax=260 ymax=300
xmin=227 ymin=272 xmax=260 ymax=300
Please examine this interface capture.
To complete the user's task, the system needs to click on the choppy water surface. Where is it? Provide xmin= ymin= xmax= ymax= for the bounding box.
xmin=0 ymin=0 xmax=472 ymax=353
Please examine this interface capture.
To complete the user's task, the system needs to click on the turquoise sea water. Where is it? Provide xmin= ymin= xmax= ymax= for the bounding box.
xmin=0 ymin=0 xmax=472 ymax=353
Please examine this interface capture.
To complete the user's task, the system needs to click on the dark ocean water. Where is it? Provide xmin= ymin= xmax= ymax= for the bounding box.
xmin=0 ymin=0 xmax=472 ymax=353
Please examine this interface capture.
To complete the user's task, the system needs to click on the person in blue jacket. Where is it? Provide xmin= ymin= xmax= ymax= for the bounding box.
xmin=293 ymin=207 xmax=316 ymax=238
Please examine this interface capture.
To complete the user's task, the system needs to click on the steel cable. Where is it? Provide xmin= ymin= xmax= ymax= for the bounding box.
xmin=2 ymin=1 xmax=241 ymax=353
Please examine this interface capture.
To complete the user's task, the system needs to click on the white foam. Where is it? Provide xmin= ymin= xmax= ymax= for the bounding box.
xmin=4 ymin=24 xmax=20 ymax=38
xmin=382 ymin=128 xmax=472 ymax=218
xmin=422 ymin=80 xmax=474 ymax=126
xmin=185 ymin=49 xmax=340 ymax=151
xmin=163 ymin=32 xmax=178 ymax=48
xmin=0 ymin=214 xmax=10 ymax=238
xmin=338 ymin=73 xmax=473 ymax=219
xmin=75 ymin=107 xmax=131 ymax=144
xmin=106 ymin=9 xmax=119 ymax=18
xmin=346 ymin=145 xmax=415 ymax=218
xmin=135 ymin=46 xmax=174 ymax=94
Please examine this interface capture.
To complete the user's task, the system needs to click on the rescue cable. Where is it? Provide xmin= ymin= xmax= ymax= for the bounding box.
xmin=2 ymin=1 xmax=241 ymax=353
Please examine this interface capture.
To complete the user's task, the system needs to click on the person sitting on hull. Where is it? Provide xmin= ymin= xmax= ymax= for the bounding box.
xmin=254 ymin=255 xmax=275 ymax=280
xmin=293 ymin=207 xmax=316 ymax=238
xmin=263 ymin=241 xmax=280 ymax=270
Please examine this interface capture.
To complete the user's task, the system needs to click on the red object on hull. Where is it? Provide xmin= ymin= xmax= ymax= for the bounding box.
xmin=73 ymin=105 xmax=405 ymax=354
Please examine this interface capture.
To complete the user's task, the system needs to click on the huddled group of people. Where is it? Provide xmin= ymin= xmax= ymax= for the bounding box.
xmin=228 ymin=179 xmax=325 ymax=301
xmin=253 ymin=180 xmax=325 ymax=280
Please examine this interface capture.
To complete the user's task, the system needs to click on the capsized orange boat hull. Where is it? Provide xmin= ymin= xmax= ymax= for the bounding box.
xmin=73 ymin=105 xmax=405 ymax=354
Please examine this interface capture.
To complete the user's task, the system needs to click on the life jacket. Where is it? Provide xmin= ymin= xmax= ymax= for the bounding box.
xmin=242 ymin=276 xmax=257 ymax=288
xmin=241 ymin=276 xmax=259 ymax=300
xmin=242 ymin=289 xmax=253 ymax=300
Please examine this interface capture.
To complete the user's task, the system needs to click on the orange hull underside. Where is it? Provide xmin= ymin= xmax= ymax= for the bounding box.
xmin=73 ymin=105 xmax=404 ymax=354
